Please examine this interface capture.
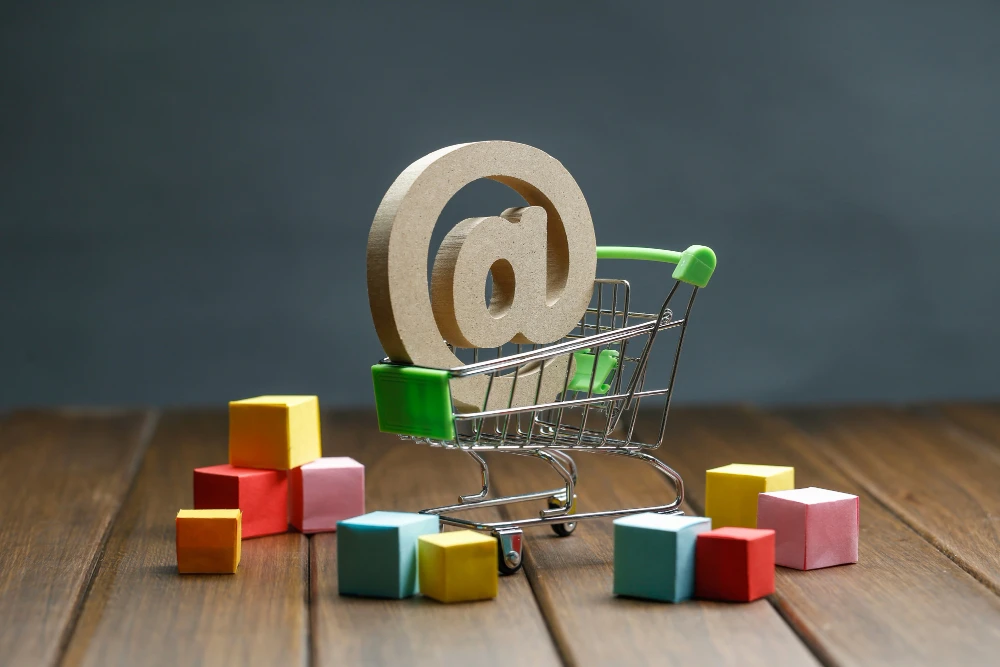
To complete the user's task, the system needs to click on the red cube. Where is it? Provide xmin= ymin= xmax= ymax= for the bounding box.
xmin=193 ymin=464 xmax=288 ymax=538
xmin=695 ymin=527 xmax=775 ymax=602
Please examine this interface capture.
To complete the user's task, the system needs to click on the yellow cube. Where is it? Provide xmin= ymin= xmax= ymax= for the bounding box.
xmin=418 ymin=530 xmax=498 ymax=603
xmin=229 ymin=395 xmax=322 ymax=470
xmin=705 ymin=464 xmax=794 ymax=528
xmin=176 ymin=509 xmax=242 ymax=574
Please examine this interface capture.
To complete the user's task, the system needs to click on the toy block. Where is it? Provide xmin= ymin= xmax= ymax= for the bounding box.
xmin=229 ymin=395 xmax=321 ymax=470
xmin=289 ymin=457 xmax=365 ymax=533
xmin=757 ymin=487 xmax=859 ymax=570
xmin=695 ymin=527 xmax=775 ymax=602
xmin=337 ymin=511 xmax=439 ymax=598
xmin=705 ymin=463 xmax=794 ymax=528
xmin=418 ymin=530 xmax=498 ymax=603
xmin=176 ymin=509 xmax=241 ymax=574
xmin=613 ymin=513 xmax=712 ymax=603
xmin=193 ymin=464 xmax=287 ymax=538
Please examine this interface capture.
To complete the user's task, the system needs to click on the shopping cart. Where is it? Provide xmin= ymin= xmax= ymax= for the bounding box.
xmin=371 ymin=245 xmax=716 ymax=573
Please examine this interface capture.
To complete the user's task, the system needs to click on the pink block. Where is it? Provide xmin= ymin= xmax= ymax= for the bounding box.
xmin=757 ymin=487 xmax=859 ymax=570
xmin=289 ymin=457 xmax=365 ymax=533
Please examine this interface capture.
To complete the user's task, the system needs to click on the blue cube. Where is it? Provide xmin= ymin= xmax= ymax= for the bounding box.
xmin=613 ymin=513 xmax=712 ymax=602
xmin=337 ymin=511 xmax=440 ymax=598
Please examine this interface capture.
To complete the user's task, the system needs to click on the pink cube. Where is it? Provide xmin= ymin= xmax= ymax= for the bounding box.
xmin=289 ymin=457 xmax=365 ymax=533
xmin=757 ymin=487 xmax=859 ymax=570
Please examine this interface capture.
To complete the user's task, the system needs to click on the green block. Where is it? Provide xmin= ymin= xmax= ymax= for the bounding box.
xmin=372 ymin=364 xmax=455 ymax=441
xmin=614 ymin=513 xmax=712 ymax=603
xmin=568 ymin=349 xmax=619 ymax=394
xmin=337 ymin=511 xmax=440 ymax=598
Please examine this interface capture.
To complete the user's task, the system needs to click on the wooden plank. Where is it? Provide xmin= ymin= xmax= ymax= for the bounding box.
xmin=0 ymin=409 xmax=154 ymax=667
xmin=779 ymin=406 xmax=1000 ymax=596
xmin=933 ymin=402 xmax=1000 ymax=451
xmin=481 ymin=435 xmax=820 ymax=666
xmin=653 ymin=406 xmax=1000 ymax=666
xmin=62 ymin=410 xmax=309 ymax=667
xmin=310 ymin=410 xmax=560 ymax=667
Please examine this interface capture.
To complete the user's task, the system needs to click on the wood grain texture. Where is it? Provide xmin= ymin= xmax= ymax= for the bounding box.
xmin=653 ymin=407 xmax=1000 ymax=666
xmin=0 ymin=409 xmax=154 ymax=667
xmin=62 ymin=411 xmax=309 ymax=667
xmin=778 ymin=406 xmax=1000 ymax=596
xmin=310 ymin=410 xmax=560 ymax=667
xmin=483 ymin=442 xmax=820 ymax=667
xmin=933 ymin=402 xmax=1000 ymax=451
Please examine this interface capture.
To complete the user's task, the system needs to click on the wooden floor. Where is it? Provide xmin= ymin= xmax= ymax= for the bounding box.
xmin=3 ymin=405 xmax=1000 ymax=666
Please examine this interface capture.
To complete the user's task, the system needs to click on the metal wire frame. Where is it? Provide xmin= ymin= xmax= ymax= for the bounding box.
xmin=409 ymin=276 xmax=700 ymax=535
xmin=429 ymin=279 xmax=697 ymax=453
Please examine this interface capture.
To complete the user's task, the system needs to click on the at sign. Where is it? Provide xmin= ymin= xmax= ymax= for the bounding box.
xmin=367 ymin=141 xmax=597 ymax=412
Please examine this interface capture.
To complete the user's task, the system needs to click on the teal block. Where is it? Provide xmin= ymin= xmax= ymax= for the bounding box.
xmin=613 ymin=513 xmax=712 ymax=603
xmin=337 ymin=511 xmax=440 ymax=598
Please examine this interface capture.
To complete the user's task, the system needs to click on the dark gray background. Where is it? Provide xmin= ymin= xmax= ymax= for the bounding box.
xmin=2 ymin=1 xmax=998 ymax=409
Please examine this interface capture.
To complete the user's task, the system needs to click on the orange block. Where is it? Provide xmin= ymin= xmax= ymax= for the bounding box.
xmin=176 ymin=509 xmax=242 ymax=574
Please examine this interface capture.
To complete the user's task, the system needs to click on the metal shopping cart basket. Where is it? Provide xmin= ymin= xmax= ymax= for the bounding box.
xmin=371 ymin=244 xmax=716 ymax=574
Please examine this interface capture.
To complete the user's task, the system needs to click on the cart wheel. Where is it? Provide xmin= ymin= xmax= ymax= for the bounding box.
xmin=548 ymin=496 xmax=577 ymax=537
xmin=494 ymin=529 xmax=524 ymax=576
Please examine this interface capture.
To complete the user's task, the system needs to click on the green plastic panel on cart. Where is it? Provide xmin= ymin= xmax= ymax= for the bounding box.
xmin=596 ymin=245 xmax=716 ymax=287
xmin=568 ymin=348 xmax=619 ymax=394
xmin=372 ymin=364 xmax=456 ymax=441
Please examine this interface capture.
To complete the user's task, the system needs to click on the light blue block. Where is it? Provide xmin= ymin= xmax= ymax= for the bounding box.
xmin=613 ymin=513 xmax=712 ymax=603
xmin=337 ymin=511 xmax=440 ymax=598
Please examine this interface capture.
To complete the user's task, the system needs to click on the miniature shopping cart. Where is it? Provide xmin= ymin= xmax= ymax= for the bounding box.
xmin=371 ymin=245 xmax=716 ymax=574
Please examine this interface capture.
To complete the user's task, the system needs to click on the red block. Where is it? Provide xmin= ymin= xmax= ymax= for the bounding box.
xmin=695 ymin=527 xmax=775 ymax=602
xmin=194 ymin=464 xmax=288 ymax=538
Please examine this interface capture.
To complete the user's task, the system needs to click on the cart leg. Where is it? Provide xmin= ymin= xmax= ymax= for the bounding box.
xmin=494 ymin=528 xmax=524 ymax=575
xmin=606 ymin=449 xmax=684 ymax=510
xmin=547 ymin=494 xmax=578 ymax=537
xmin=549 ymin=450 xmax=579 ymax=489
xmin=535 ymin=451 xmax=575 ymax=518
xmin=458 ymin=450 xmax=490 ymax=503
xmin=546 ymin=450 xmax=578 ymax=536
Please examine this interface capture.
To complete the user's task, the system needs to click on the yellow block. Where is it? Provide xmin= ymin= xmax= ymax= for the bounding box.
xmin=418 ymin=530 xmax=498 ymax=603
xmin=176 ymin=509 xmax=242 ymax=574
xmin=229 ymin=395 xmax=322 ymax=470
xmin=705 ymin=464 xmax=794 ymax=528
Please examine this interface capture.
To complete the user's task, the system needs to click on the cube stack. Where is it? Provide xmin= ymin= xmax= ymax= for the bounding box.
xmin=612 ymin=462 xmax=860 ymax=604
xmin=175 ymin=395 xmax=366 ymax=574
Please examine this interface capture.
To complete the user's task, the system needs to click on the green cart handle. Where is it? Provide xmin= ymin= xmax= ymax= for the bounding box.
xmin=596 ymin=245 xmax=716 ymax=288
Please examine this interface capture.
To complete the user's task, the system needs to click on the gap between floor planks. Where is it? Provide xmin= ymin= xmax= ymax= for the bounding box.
xmin=654 ymin=406 xmax=1000 ymax=666
xmin=931 ymin=403 xmax=1000 ymax=457
xmin=61 ymin=410 xmax=310 ymax=667
xmin=777 ymin=405 xmax=1000 ymax=597
xmin=310 ymin=410 xmax=560 ymax=667
xmin=0 ymin=409 xmax=157 ymax=667
xmin=483 ymin=435 xmax=821 ymax=666
xmin=11 ymin=404 xmax=999 ymax=666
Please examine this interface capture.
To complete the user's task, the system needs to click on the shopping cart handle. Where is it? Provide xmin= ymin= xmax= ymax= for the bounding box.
xmin=596 ymin=245 xmax=716 ymax=288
